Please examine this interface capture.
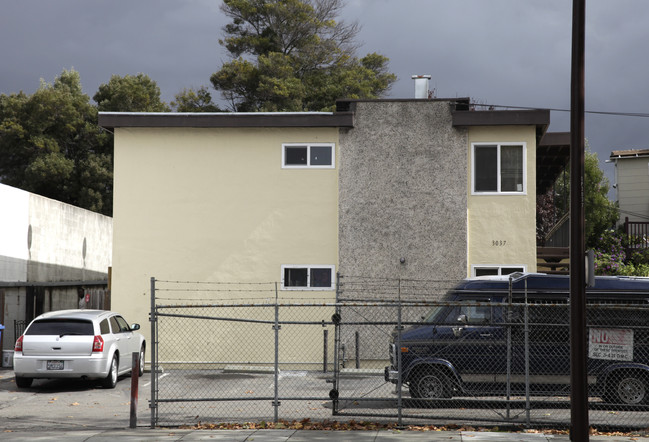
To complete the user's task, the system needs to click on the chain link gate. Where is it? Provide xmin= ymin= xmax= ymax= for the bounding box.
xmin=149 ymin=278 xmax=343 ymax=427
xmin=148 ymin=276 xmax=649 ymax=430
xmin=333 ymin=276 xmax=649 ymax=430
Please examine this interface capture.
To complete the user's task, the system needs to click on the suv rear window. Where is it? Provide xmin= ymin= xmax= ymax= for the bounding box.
xmin=26 ymin=319 xmax=94 ymax=336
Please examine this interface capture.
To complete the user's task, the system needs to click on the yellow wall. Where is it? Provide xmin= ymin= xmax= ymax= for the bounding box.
xmin=467 ymin=126 xmax=538 ymax=276
xmin=111 ymin=127 xmax=339 ymax=362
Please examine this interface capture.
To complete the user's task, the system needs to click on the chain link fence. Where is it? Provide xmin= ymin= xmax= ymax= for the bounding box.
xmin=149 ymin=276 xmax=649 ymax=430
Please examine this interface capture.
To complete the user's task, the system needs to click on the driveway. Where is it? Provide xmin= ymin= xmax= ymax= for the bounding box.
xmin=0 ymin=367 xmax=151 ymax=431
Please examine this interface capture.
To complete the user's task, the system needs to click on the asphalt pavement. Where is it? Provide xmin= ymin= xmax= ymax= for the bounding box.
xmin=2 ymin=366 xmax=648 ymax=441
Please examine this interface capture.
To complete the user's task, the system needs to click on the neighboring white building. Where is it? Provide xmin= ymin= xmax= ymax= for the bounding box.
xmin=610 ymin=149 xmax=649 ymax=224
xmin=0 ymin=183 xmax=112 ymax=356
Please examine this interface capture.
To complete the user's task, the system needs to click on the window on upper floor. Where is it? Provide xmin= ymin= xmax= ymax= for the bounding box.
xmin=282 ymin=143 xmax=335 ymax=168
xmin=472 ymin=143 xmax=525 ymax=194
xmin=472 ymin=265 xmax=525 ymax=277
xmin=281 ymin=265 xmax=335 ymax=290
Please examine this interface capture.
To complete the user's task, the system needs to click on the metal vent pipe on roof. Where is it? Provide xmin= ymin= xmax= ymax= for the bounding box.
xmin=412 ymin=75 xmax=431 ymax=99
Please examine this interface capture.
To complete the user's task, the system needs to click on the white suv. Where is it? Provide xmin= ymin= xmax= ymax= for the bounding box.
xmin=14 ymin=309 xmax=145 ymax=389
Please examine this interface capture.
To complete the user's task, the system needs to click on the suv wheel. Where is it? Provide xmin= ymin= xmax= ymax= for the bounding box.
xmin=409 ymin=367 xmax=452 ymax=399
xmin=138 ymin=345 xmax=145 ymax=377
xmin=15 ymin=376 xmax=33 ymax=388
xmin=102 ymin=354 xmax=118 ymax=389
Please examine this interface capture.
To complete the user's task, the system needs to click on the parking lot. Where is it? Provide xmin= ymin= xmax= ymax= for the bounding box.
xmin=0 ymin=367 xmax=151 ymax=431
xmin=3 ymin=364 xmax=649 ymax=432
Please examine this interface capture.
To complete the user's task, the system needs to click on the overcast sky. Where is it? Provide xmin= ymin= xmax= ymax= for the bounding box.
xmin=2 ymin=0 xmax=648 ymax=187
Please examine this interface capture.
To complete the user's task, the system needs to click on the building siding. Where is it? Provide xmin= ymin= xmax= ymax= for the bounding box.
xmin=338 ymin=101 xmax=468 ymax=284
xmin=467 ymin=126 xmax=538 ymax=274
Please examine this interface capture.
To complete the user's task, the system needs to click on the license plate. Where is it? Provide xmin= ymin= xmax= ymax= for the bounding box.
xmin=47 ymin=360 xmax=64 ymax=370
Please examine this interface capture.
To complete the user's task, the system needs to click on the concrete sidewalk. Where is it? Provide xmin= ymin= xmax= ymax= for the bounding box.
xmin=2 ymin=428 xmax=648 ymax=441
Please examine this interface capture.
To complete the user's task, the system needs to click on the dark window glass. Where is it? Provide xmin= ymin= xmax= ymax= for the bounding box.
xmin=26 ymin=319 xmax=94 ymax=336
xmin=285 ymin=146 xmax=307 ymax=165
xmin=501 ymin=145 xmax=523 ymax=191
xmin=310 ymin=268 xmax=332 ymax=287
xmin=115 ymin=316 xmax=130 ymax=332
xmin=285 ymin=268 xmax=308 ymax=287
xmin=109 ymin=316 xmax=120 ymax=333
xmin=474 ymin=146 xmax=498 ymax=191
xmin=475 ymin=268 xmax=499 ymax=276
xmin=501 ymin=267 xmax=524 ymax=275
xmin=310 ymin=146 xmax=332 ymax=166
xmin=100 ymin=319 xmax=110 ymax=335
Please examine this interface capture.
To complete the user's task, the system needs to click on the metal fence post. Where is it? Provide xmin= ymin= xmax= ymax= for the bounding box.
xmin=332 ymin=273 xmax=341 ymax=415
xmin=506 ymin=276 xmax=513 ymax=420
xmin=323 ymin=329 xmax=328 ymax=373
xmin=524 ymin=279 xmax=531 ymax=426
xmin=396 ymin=280 xmax=403 ymax=427
xmin=149 ymin=277 xmax=157 ymax=429
xmin=273 ymin=282 xmax=280 ymax=423
xmin=355 ymin=331 xmax=360 ymax=369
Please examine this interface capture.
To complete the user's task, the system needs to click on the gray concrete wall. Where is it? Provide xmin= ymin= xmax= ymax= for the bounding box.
xmin=0 ymin=184 xmax=112 ymax=357
xmin=338 ymin=100 xmax=468 ymax=286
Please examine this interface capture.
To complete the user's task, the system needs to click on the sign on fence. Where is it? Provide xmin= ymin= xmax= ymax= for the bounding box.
xmin=589 ymin=328 xmax=634 ymax=361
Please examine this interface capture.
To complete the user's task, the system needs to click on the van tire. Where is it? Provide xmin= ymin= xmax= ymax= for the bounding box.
xmin=604 ymin=370 xmax=649 ymax=405
xmin=409 ymin=367 xmax=452 ymax=399
xmin=605 ymin=370 xmax=648 ymax=405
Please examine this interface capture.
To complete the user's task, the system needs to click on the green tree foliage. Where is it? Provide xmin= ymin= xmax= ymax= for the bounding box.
xmin=94 ymin=73 xmax=169 ymax=112
xmin=171 ymin=86 xmax=221 ymax=112
xmin=539 ymin=145 xmax=618 ymax=249
xmin=0 ymin=69 xmax=113 ymax=214
xmin=593 ymin=229 xmax=649 ymax=276
xmin=211 ymin=0 xmax=397 ymax=111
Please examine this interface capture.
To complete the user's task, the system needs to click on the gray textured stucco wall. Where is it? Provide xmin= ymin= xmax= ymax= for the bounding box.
xmin=339 ymin=100 xmax=468 ymax=286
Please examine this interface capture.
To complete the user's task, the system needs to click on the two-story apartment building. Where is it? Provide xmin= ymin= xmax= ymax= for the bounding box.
xmin=99 ymin=98 xmax=563 ymax=360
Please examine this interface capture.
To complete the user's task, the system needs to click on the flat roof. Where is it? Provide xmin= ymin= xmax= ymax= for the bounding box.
xmin=451 ymin=108 xmax=550 ymax=128
xmin=98 ymin=111 xmax=355 ymax=130
xmin=610 ymin=149 xmax=649 ymax=159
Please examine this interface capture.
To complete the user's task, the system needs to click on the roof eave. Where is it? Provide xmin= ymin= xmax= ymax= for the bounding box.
xmin=98 ymin=112 xmax=355 ymax=130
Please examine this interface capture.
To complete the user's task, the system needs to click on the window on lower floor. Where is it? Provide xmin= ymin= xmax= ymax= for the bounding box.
xmin=472 ymin=143 xmax=525 ymax=193
xmin=472 ymin=265 xmax=525 ymax=277
xmin=282 ymin=143 xmax=334 ymax=168
xmin=281 ymin=265 xmax=335 ymax=290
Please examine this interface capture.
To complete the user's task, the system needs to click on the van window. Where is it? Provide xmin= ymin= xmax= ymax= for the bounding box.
xmin=459 ymin=302 xmax=492 ymax=324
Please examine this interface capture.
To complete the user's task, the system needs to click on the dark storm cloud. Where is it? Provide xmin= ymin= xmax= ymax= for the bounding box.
xmin=2 ymin=0 xmax=648 ymax=183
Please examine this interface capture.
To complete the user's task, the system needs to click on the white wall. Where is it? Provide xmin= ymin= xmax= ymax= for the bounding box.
xmin=0 ymin=184 xmax=29 ymax=281
xmin=0 ymin=183 xmax=113 ymax=355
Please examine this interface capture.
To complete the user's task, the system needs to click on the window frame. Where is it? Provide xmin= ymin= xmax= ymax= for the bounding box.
xmin=471 ymin=265 xmax=526 ymax=277
xmin=281 ymin=264 xmax=336 ymax=290
xmin=281 ymin=143 xmax=335 ymax=169
xmin=471 ymin=142 xmax=526 ymax=195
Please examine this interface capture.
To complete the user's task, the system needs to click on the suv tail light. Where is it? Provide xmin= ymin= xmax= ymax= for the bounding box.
xmin=92 ymin=335 xmax=104 ymax=352
xmin=15 ymin=335 xmax=24 ymax=353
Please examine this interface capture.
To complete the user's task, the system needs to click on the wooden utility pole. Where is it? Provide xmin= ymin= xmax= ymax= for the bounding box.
xmin=569 ymin=0 xmax=588 ymax=440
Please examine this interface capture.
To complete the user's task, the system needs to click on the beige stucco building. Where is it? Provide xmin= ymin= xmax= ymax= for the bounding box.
xmin=99 ymin=99 xmax=567 ymax=361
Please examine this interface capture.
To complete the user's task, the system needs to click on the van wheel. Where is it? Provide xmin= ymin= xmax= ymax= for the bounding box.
xmin=605 ymin=370 xmax=647 ymax=405
xmin=102 ymin=354 xmax=119 ymax=389
xmin=15 ymin=376 xmax=33 ymax=388
xmin=409 ymin=367 xmax=452 ymax=399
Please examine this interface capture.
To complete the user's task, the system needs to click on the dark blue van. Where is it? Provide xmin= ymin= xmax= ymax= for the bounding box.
xmin=385 ymin=273 xmax=649 ymax=405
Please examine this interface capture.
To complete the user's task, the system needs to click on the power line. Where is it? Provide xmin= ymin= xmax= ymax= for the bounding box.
xmin=467 ymin=102 xmax=649 ymax=118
